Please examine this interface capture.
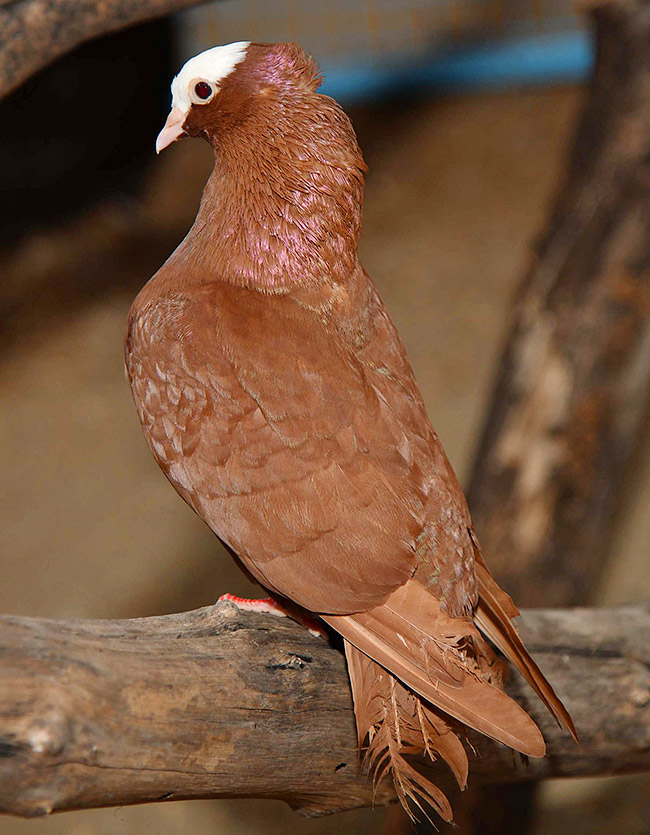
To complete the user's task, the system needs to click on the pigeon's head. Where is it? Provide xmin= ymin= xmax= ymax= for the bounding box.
xmin=156 ymin=41 xmax=323 ymax=154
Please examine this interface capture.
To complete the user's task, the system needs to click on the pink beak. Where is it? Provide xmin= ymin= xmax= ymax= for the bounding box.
xmin=156 ymin=107 xmax=187 ymax=154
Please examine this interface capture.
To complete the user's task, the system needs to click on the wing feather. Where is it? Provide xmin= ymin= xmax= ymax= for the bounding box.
xmin=472 ymin=552 xmax=578 ymax=741
xmin=126 ymin=278 xmax=427 ymax=613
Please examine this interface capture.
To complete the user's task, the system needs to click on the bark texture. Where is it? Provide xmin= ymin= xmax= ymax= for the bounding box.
xmin=0 ymin=601 xmax=648 ymax=819
xmin=0 ymin=0 xmax=209 ymax=99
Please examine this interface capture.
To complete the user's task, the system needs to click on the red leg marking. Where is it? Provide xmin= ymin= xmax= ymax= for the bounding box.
xmin=218 ymin=593 xmax=327 ymax=639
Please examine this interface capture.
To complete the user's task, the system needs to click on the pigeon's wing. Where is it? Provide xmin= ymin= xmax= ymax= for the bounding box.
xmin=126 ymin=274 xmax=442 ymax=614
xmin=126 ymin=268 xmax=575 ymax=769
xmin=471 ymin=548 xmax=578 ymax=740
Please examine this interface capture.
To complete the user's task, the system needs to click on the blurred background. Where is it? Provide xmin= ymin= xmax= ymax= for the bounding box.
xmin=1 ymin=0 xmax=649 ymax=833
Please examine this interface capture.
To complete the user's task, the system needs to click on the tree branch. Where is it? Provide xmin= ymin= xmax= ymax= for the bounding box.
xmin=461 ymin=3 xmax=650 ymax=830
xmin=467 ymin=0 xmax=650 ymax=608
xmin=0 ymin=600 xmax=648 ymax=819
xmin=0 ymin=0 xmax=210 ymax=100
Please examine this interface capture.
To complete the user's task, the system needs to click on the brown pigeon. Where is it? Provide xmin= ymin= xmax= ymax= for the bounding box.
xmin=126 ymin=41 xmax=577 ymax=821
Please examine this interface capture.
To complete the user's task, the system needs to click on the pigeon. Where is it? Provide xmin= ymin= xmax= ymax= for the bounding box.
xmin=126 ymin=41 xmax=577 ymax=821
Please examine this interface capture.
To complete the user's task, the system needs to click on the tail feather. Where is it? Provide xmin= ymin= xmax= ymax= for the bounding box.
xmin=472 ymin=555 xmax=579 ymax=742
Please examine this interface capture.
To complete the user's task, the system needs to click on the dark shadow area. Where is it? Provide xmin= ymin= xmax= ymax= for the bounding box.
xmin=0 ymin=18 xmax=173 ymax=247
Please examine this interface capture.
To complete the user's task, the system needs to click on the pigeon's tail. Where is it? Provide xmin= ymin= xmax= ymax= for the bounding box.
xmin=324 ymin=578 xmax=549 ymax=820
xmin=344 ymin=639 xmax=466 ymax=822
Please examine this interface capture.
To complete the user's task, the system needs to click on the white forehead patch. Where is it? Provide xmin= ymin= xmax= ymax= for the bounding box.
xmin=170 ymin=41 xmax=251 ymax=114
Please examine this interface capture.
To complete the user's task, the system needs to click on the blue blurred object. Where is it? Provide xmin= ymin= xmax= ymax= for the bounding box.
xmin=182 ymin=2 xmax=593 ymax=104
xmin=320 ymin=31 xmax=594 ymax=104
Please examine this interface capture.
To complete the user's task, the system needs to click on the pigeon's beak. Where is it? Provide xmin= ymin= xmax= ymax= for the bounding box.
xmin=156 ymin=107 xmax=187 ymax=154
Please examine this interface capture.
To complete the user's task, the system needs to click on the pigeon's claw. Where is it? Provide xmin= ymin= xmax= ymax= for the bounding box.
xmin=217 ymin=593 xmax=327 ymax=639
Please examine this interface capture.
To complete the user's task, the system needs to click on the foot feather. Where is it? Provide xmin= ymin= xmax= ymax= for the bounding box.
xmin=345 ymin=640 xmax=462 ymax=822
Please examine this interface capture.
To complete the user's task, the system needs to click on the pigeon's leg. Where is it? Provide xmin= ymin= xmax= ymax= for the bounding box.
xmin=217 ymin=593 xmax=327 ymax=639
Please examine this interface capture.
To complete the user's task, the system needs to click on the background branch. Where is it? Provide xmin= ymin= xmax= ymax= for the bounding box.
xmin=0 ymin=600 xmax=648 ymax=819
xmin=0 ymin=0 xmax=209 ymax=99
xmin=459 ymin=4 xmax=650 ymax=830
xmin=467 ymin=0 xmax=650 ymax=608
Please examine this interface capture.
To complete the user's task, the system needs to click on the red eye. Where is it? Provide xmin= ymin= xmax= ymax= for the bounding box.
xmin=194 ymin=81 xmax=213 ymax=100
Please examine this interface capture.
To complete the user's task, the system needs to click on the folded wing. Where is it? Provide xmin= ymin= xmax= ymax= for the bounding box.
xmin=325 ymin=579 xmax=546 ymax=758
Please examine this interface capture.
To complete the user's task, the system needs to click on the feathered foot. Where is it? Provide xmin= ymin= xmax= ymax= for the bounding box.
xmin=345 ymin=641 xmax=467 ymax=823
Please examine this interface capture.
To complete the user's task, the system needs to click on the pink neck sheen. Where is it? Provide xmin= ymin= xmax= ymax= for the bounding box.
xmin=184 ymin=92 xmax=366 ymax=292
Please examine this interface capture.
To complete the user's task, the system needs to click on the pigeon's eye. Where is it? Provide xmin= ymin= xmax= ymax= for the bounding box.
xmin=193 ymin=81 xmax=214 ymax=102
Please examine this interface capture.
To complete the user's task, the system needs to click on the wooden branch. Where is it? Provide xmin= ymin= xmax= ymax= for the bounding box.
xmin=0 ymin=601 xmax=648 ymax=819
xmin=466 ymin=0 xmax=650 ymax=608
xmin=0 ymin=0 xmax=210 ymax=100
